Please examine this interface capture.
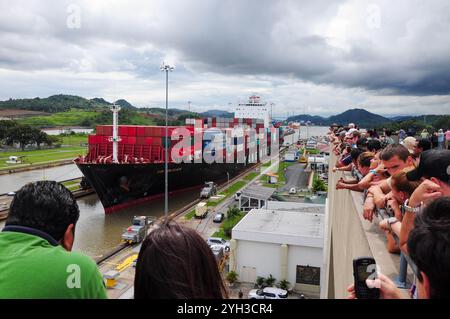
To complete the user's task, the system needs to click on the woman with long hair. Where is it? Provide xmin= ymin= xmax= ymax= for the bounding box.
xmin=134 ymin=220 xmax=228 ymax=299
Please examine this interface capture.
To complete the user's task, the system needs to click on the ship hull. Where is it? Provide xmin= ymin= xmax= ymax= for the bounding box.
xmin=76 ymin=161 xmax=248 ymax=213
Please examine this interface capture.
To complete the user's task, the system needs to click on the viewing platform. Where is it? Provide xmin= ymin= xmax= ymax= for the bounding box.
xmin=324 ymin=154 xmax=413 ymax=299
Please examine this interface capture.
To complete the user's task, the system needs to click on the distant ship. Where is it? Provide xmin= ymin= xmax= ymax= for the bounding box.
xmin=75 ymin=102 xmax=276 ymax=213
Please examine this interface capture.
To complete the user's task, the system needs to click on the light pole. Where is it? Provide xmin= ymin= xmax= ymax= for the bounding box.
xmin=226 ymin=171 xmax=230 ymax=185
xmin=188 ymin=101 xmax=191 ymax=113
xmin=161 ymin=62 xmax=174 ymax=220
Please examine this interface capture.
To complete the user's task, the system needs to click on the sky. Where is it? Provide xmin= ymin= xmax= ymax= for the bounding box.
xmin=0 ymin=0 xmax=450 ymax=118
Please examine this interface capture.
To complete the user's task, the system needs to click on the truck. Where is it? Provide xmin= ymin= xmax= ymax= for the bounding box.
xmin=200 ymin=181 xmax=217 ymax=198
xmin=121 ymin=216 xmax=156 ymax=244
xmin=195 ymin=202 xmax=209 ymax=219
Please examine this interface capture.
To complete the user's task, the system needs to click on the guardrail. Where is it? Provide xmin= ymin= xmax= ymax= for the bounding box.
xmin=350 ymin=165 xmax=418 ymax=289
xmin=375 ymin=207 xmax=418 ymax=289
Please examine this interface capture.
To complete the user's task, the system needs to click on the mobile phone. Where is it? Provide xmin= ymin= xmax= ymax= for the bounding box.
xmin=353 ymin=257 xmax=380 ymax=299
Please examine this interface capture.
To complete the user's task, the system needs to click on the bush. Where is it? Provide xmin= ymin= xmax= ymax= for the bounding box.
xmin=226 ymin=271 xmax=238 ymax=285
xmin=256 ymin=276 xmax=265 ymax=288
xmin=312 ymin=176 xmax=327 ymax=193
xmin=278 ymin=279 xmax=290 ymax=291
xmin=265 ymin=274 xmax=276 ymax=287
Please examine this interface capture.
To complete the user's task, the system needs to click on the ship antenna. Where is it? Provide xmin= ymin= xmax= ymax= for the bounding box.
xmin=110 ymin=103 xmax=121 ymax=163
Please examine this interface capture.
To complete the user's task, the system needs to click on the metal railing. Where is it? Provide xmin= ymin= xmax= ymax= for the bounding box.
xmin=375 ymin=206 xmax=418 ymax=289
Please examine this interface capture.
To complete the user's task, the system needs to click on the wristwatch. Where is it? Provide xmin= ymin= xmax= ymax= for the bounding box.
xmin=387 ymin=217 xmax=398 ymax=225
xmin=403 ymin=199 xmax=421 ymax=214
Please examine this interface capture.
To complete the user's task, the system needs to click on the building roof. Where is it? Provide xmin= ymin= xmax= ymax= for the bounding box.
xmin=241 ymin=184 xmax=275 ymax=201
xmin=232 ymin=209 xmax=324 ymax=248
xmin=265 ymin=201 xmax=325 ymax=215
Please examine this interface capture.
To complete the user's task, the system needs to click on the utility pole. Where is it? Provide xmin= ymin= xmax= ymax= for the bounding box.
xmin=160 ymin=62 xmax=174 ymax=220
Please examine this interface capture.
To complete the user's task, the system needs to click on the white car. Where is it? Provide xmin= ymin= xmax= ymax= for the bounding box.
xmin=248 ymin=287 xmax=288 ymax=299
xmin=206 ymin=237 xmax=230 ymax=252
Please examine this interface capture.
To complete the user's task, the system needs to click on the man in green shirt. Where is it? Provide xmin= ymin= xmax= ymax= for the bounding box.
xmin=0 ymin=181 xmax=107 ymax=299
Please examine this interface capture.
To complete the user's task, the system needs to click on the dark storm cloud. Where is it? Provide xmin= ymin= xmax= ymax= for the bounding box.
xmin=0 ymin=0 xmax=450 ymax=97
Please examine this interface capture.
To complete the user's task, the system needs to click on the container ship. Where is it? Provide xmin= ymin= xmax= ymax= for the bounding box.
xmin=75 ymin=107 xmax=276 ymax=213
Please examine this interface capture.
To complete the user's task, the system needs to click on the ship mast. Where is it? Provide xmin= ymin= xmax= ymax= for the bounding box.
xmin=110 ymin=103 xmax=121 ymax=163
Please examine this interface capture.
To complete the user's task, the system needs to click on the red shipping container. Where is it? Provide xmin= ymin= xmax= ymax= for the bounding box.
xmin=96 ymin=126 xmax=104 ymax=135
xmin=119 ymin=126 xmax=128 ymax=136
xmin=136 ymin=137 xmax=146 ymax=145
xmin=127 ymin=136 xmax=136 ymax=144
xmin=137 ymin=126 xmax=145 ymax=136
xmin=127 ymin=126 xmax=137 ymax=136
xmin=104 ymin=126 xmax=113 ymax=136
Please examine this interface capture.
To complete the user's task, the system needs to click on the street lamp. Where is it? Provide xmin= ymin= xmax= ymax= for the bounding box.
xmin=161 ymin=62 xmax=174 ymax=220
xmin=226 ymin=171 xmax=230 ymax=185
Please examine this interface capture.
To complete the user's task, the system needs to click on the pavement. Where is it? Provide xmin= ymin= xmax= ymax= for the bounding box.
xmin=279 ymin=163 xmax=309 ymax=192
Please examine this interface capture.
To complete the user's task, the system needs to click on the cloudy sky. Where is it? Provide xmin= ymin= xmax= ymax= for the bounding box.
xmin=1 ymin=0 xmax=450 ymax=117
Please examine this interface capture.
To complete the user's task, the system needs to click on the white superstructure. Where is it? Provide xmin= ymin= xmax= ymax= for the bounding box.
xmin=234 ymin=95 xmax=271 ymax=127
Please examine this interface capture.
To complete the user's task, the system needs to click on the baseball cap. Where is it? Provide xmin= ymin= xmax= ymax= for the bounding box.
xmin=401 ymin=136 xmax=416 ymax=154
xmin=406 ymin=149 xmax=450 ymax=183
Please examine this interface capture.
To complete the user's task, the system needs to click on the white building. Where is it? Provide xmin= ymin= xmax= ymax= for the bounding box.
xmin=230 ymin=207 xmax=325 ymax=298
xmin=234 ymin=95 xmax=271 ymax=127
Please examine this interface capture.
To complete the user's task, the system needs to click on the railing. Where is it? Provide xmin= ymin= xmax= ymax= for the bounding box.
xmin=351 ymin=163 xmax=418 ymax=289
xmin=376 ymin=207 xmax=418 ymax=289
xmin=325 ymin=153 xmax=413 ymax=299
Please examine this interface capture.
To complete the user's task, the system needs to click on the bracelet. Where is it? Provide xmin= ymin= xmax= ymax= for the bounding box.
xmin=369 ymin=169 xmax=378 ymax=176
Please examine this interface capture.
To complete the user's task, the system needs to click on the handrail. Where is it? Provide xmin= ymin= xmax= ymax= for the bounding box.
xmin=373 ymin=205 xmax=418 ymax=288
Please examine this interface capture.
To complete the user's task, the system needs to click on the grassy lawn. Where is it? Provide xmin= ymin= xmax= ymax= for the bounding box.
xmin=262 ymin=161 xmax=272 ymax=167
xmin=18 ymin=109 xmax=157 ymax=127
xmin=184 ymin=209 xmax=196 ymax=220
xmin=0 ymin=147 xmax=86 ymax=169
xmin=211 ymin=228 xmax=230 ymax=240
xmin=19 ymin=109 xmax=100 ymax=127
xmin=243 ymin=172 xmax=258 ymax=181
xmin=60 ymin=134 xmax=88 ymax=146
xmin=219 ymin=181 xmax=246 ymax=197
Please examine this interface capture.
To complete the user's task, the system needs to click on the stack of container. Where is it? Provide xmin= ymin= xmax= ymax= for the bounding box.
xmin=87 ymin=125 xmax=194 ymax=163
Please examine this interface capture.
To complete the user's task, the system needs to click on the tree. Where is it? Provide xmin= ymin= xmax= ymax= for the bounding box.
xmin=226 ymin=206 xmax=241 ymax=220
xmin=0 ymin=120 xmax=17 ymax=141
xmin=31 ymin=129 xmax=49 ymax=150
xmin=6 ymin=124 xmax=35 ymax=151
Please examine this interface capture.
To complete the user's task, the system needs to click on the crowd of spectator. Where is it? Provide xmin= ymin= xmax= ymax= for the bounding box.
xmin=328 ymin=123 xmax=450 ymax=299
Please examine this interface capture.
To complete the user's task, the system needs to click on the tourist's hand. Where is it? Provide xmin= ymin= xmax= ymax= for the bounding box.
xmin=409 ymin=179 xmax=442 ymax=207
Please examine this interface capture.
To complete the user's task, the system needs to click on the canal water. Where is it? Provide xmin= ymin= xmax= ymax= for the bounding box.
xmin=0 ymin=164 xmax=82 ymax=194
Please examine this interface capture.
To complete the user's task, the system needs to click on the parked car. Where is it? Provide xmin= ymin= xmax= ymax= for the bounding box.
xmin=200 ymin=182 xmax=218 ymax=198
xmin=248 ymin=287 xmax=288 ymax=299
xmin=209 ymin=244 xmax=224 ymax=261
xmin=213 ymin=212 xmax=224 ymax=223
xmin=289 ymin=187 xmax=297 ymax=194
xmin=206 ymin=237 xmax=230 ymax=252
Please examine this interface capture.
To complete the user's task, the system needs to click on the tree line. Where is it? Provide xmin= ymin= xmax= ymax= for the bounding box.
xmin=0 ymin=121 xmax=58 ymax=151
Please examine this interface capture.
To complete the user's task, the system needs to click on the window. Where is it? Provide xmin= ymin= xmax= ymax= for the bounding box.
xmin=296 ymin=265 xmax=320 ymax=285
xmin=264 ymin=292 xmax=276 ymax=298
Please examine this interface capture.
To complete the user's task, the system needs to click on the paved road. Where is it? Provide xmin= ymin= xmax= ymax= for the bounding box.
xmin=279 ymin=163 xmax=309 ymax=192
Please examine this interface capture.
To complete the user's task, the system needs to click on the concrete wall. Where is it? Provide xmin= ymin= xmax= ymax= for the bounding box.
xmin=324 ymin=153 xmax=411 ymax=299
xmin=324 ymin=153 xmax=372 ymax=299
xmin=234 ymin=239 xmax=322 ymax=295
